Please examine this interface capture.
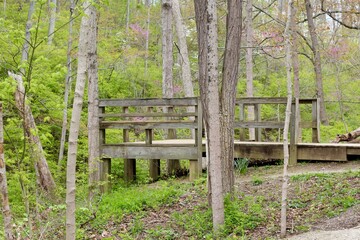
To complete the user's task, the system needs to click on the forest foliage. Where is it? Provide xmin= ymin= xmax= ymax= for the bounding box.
xmin=0 ymin=0 xmax=359 ymax=238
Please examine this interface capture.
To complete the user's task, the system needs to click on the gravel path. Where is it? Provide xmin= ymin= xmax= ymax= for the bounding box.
xmin=287 ymin=226 xmax=360 ymax=240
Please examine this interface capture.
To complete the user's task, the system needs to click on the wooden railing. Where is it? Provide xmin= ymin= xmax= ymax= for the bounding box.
xmin=235 ymin=97 xmax=320 ymax=164
xmin=98 ymin=97 xmax=203 ymax=188
xmin=98 ymin=97 xmax=320 ymax=189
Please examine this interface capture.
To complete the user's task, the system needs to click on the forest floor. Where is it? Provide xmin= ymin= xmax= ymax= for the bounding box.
xmin=237 ymin=161 xmax=360 ymax=240
xmin=90 ymin=160 xmax=360 ymax=239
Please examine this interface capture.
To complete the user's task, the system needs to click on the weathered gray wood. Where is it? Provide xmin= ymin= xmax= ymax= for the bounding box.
xmin=297 ymin=146 xmax=346 ymax=161
xmin=254 ymin=104 xmax=261 ymax=141
xmin=123 ymin=107 xmax=136 ymax=182
xmin=289 ymin=101 xmax=297 ymax=165
xmin=312 ymin=99 xmax=320 ymax=143
xmin=99 ymin=97 xmax=198 ymax=107
xmin=145 ymin=107 xmax=160 ymax=181
xmin=196 ymin=102 xmax=203 ymax=177
xmin=166 ymin=106 xmax=180 ymax=175
xmin=100 ymin=121 xmax=197 ymax=130
xmin=234 ymin=143 xmax=284 ymax=159
xmin=100 ymin=112 xmax=197 ymax=118
xmin=99 ymin=158 xmax=111 ymax=193
xmin=299 ymin=122 xmax=318 ymax=128
xmin=236 ymin=97 xmax=288 ymax=104
xmin=101 ymin=145 xmax=198 ymax=159
xmin=238 ymin=103 xmax=245 ymax=141
xmin=234 ymin=121 xmax=285 ymax=129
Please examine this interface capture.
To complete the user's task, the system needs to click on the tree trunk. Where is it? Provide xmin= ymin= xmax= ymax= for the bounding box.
xmin=305 ymin=0 xmax=327 ymax=124
xmin=332 ymin=127 xmax=360 ymax=143
xmin=0 ymin=103 xmax=15 ymax=240
xmin=21 ymin=0 xmax=35 ymax=74
xmin=245 ymin=0 xmax=255 ymax=141
xmin=290 ymin=4 xmax=301 ymax=142
xmin=47 ymin=0 xmax=57 ymax=44
xmin=172 ymin=0 xmax=194 ymax=99
xmin=58 ymin=0 xmax=75 ymax=165
xmin=280 ymin=0 xmax=294 ymax=237
xmin=66 ymin=1 xmax=90 ymax=238
xmin=87 ymin=1 xmax=100 ymax=197
xmin=161 ymin=0 xmax=180 ymax=174
xmin=162 ymin=0 xmax=173 ymax=99
xmin=220 ymin=0 xmax=243 ymax=194
xmin=9 ymin=72 xmax=56 ymax=193
xmin=195 ymin=0 xmax=225 ymax=231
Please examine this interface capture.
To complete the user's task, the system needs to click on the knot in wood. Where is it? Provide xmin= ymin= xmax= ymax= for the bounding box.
xmin=162 ymin=2 xmax=172 ymax=10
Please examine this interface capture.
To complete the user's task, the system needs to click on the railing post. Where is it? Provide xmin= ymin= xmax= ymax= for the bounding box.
xmin=239 ymin=103 xmax=245 ymax=141
xmin=147 ymin=107 xmax=160 ymax=181
xmin=99 ymin=106 xmax=111 ymax=193
xmin=254 ymin=104 xmax=261 ymax=141
xmin=166 ymin=106 xmax=180 ymax=175
xmin=312 ymin=99 xmax=320 ymax=143
xmin=123 ymin=106 xmax=136 ymax=182
xmin=289 ymin=99 xmax=298 ymax=165
xmin=191 ymin=98 xmax=203 ymax=180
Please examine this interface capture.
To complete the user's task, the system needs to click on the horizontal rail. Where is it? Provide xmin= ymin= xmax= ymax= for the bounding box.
xmin=101 ymin=145 xmax=198 ymax=159
xmin=99 ymin=97 xmax=198 ymax=107
xmin=236 ymin=97 xmax=318 ymax=105
xmin=99 ymin=112 xmax=198 ymax=118
xmin=234 ymin=121 xmax=284 ymax=129
xmin=100 ymin=120 xmax=198 ymax=130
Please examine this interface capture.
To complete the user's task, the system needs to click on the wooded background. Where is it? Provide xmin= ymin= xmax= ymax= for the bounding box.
xmin=0 ymin=0 xmax=359 ymax=238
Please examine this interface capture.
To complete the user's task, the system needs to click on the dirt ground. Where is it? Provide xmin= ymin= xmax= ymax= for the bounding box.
xmin=92 ymin=160 xmax=360 ymax=239
xmin=237 ymin=160 xmax=360 ymax=240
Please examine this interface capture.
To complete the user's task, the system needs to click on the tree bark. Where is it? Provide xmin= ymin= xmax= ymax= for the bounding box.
xmin=66 ymin=1 xmax=90 ymax=238
xmin=195 ymin=0 xmax=225 ymax=230
xmin=305 ymin=0 xmax=327 ymax=124
xmin=281 ymin=0 xmax=294 ymax=237
xmin=290 ymin=4 xmax=301 ymax=142
xmin=332 ymin=127 xmax=360 ymax=143
xmin=172 ymin=0 xmax=194 ymax=99
xmin=161 ymin=0 xmax=180 ymax=174
xmin=0 ymin=103 xmax=15 ymax=239
xmin=220 ymin=0 xmax=243 ymax=194
xmin=87 ymin=1 xmax=100 ymax=198
xmin=21 ymin=0 xmax=35 ymax=74
xmin=58 ymin=0 xmax=75 ymax=165
xmin=245 ymin=0 xmax=255 ymax=141
xmin=9 ymin=72 xmax=56 ymax=193
xmin=47 ymin=0 xmax=57 ymax=44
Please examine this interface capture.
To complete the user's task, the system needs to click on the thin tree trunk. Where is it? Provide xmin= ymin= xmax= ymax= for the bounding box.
xmin=47 ymin=0 xmax=57 ymax=44
xmin=220 ymin=0 xmax=243 ymax=194
xmin=172 ymin=0 xmax=195 ymax=138
xmin=162 ymin=0 xmax=173 ymax=99
xmin=144 ymin=4 xmax=151 ymax=76
xmin=58 ymin=0 xmax=75 ymax=165
xmin=194 ymin=0 xmax=225 ymax=230
xmin=207 ymin=0 xmax=224 ymax=229
xmin=172 ymin=0 xmax=194 ymax=99
xmin=87 ymin=1 xmax=100 ymax=197
xmin=290 ymin=4 xmax=301 ymax=142
xmin=280 ymin=0 xmax=294 ymax=237
xmin=245 ymin=0 xmax=255 ymax=141
xmin=66 ymin=1 xmax=91 ymax=238
xmin=9 ymin=72 xmax=56 ymax=193
xmin=161 ymin=0 xmax=180 ymax=174
xmin=0 ymin=103 xmax=15 ymax=240
xmin=21 ymin=0 xmax=36 ymax=74
xmin=305 ymin=0 xmax=327 ymax=124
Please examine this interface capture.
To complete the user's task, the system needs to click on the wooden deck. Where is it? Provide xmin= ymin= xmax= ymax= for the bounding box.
xmin=102 ymin=139 xmax=360 ymax=162
xmin=97 ymin=97 xmax=360 ymax=192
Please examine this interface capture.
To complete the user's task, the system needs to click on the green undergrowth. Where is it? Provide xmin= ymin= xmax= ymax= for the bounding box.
xmin=78 ymin=169 xmax=360 ymax=239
